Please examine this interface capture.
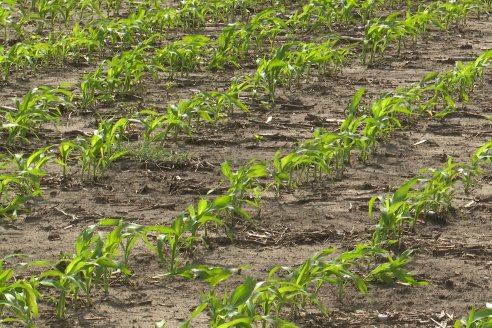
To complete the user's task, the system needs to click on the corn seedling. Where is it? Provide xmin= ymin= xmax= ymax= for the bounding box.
xmin=362 ymin=12 xmax=418 ymax=64
xmin=0 ymin=171 xmax=30 ymax=220
xmin=0 ymin=147 xmax=52 ymax=219
xmin=369 ymin=137 xmax=492 ymax=246
xmin=359 ymin=0 xmax=482 ymax=66
xmin=55 ymin=141 xmax=77 ymax=178
xmin=96 ymin=218 xmax=162 ymax=268
xmin=182 ymin=244 xmax=424 ymax=327
xmin=454 ymin=303 xmax=492 ymax=328
xmin=365 ymin=249 xmax=427 ymax=286
xmin=155 ymin=216 xmax=192 ymax=273
xmin=410 ymin=158 xmax=461 ymax=226
xmin=40 ymin=221 xmax=132 ymax=318
xmin=76 ymin=117 xmax=128 ymax=179
xmin=264 ymin=247 xmax=365 ymax=314
xmin=169 ymin=264 xmax=247 ymax=287
xmin=0 ymin=85 xmax=72 ymax=144
xmin=12 ymin=146 xmax=52 ymax=198
xmin=154 ymin=35 xmax=210 ymax=79
xmin=220 ymin=160 xmax=268 ymax=221
xmin=0 ymin=256 xmax=40 ymax=327
xmin=369 ymin=177 xmax=418 ymax=245
xmin=181 ymin=277 xmax=260 ymax=328
xmin=144 ymin=198 xmax=230 ymax=274
xmin=162 ymin=102 xmax=193 ymax=140
xmin=130 ymin=109 xmax=168 ymax=143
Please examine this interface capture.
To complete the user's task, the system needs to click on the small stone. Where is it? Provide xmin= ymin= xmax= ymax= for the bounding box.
xmin=48 ymin=233 xmax=61 ymax=241
xmin=377 ymin=314 xmax=389 ymax=322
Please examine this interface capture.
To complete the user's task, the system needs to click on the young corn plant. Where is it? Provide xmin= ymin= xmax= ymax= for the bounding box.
xmin=154 ymin=35 xmax=210 ymax=79
xmin=411 ymin=3 xmax=445 ymax=35
xmin=362 ymin=12 xmax=418 ymax=64
xmin=263 ymin=247 xmax=366 ymax=315
xmin=146 ymin=195 xmax=231 ymax=274
xmin=0 ymin=256 xmax=40 ymax=327
xmin=365 ymin=249 xmax=427 ymax=286
xmin=152 ymin=216 xmax=195 ymax=273
xmin=472 ymin=140 xmax=492 ymax=168
xmin=438 ymin=0 xmax=473 ymax=28
xmin=145 ymin=164 xmax=268 ymax=274
xmin=184 ymin=196 xmax=230 ymax=249
xmin=272 ymin=133 xmax=336 ymax=191
xmin=40 ymin=222 xmax=132 ymax=318
xmin=12 ymin=146 xmax=52 ymax=198
xmin=208 ymin=25 xmax=241 ymax=70
xmin=220 ymin=160 xmax=268 ymax=221
xmin=76 ymin=117 xmax=128 ymax=180
xmin=0 ymin=4 xmax=12 ymax=42
xmin=369 ymin=137 xmax=492 ymax=246
xmin=362 ymin=94 xmax=411 ymax=152
xmin=0 ymin=278 xmax=40 ymax=327
xmin=181 ymin=277 xmax=262 ymax=328
xmin=454 ymin=303 xmax=492 ymax=328
xmin=161 ymin=102 xmax=193 ymax=140
xmin=369 ymin=178 xmax=418 ymax=246
xmin=0 ymin=147 xmax=52 ymax=219
xmin=410 ymin=158 xmax=461 ymax=227
xmin=55 ymin=141 xmax=77 ymax=179
xmin=181 ymin=245 xmax=424 ymax=327
xmin=95 ymin=218 xmax=160 ymax=268
xmin=130 ymin=109 xmax=168 ymax=143
xmin=252 ymin=57 xmax=290 ymax=104
xmin=0 ymin=172 xmax=29 ymax=219
xmin=0 ymin=85 xmax=72 ymax=144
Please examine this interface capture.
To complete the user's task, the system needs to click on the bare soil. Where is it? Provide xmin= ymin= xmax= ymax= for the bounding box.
xmin=1 ymin=8 xmax=492 ymax=328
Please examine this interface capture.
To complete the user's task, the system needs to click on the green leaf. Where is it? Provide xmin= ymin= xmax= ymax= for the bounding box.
xmin=230 ymin=277 xmax=256 ymax=308
xmin=469 ymin=307 xmax=492 ymax=323
xmin=221 ymin=161 xmax=232 ymax=178
xmin=393 ymin=177 xmax=418 ymax=203
xmin=213 ymin=195 xmax=233 ymax=209
xmin=197 ymin=199 xmax=208 ymax=216
xmin=109 ymin=150 xmax=128 ymax=162
xmin=247 ymin=163 xmax=267 ymax=178
xmin=347 ymin=87 xmax=365 ymax=114
xmin=368 ymin=195 xmax=378 ymax=218
xmin=180 ymin=302 xmax=208 ymax=328
xmin=217 ymin=317 xmax=252 ymax=328
xmin=421 ymin=72 xmax=438 ymax=83
xmin=65 ymin=257 xmax=87 ymax=274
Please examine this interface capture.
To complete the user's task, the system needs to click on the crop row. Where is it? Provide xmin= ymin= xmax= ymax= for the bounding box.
xmin=1 ymin=0 xmax=487 ymax=83
xmin=2 ymin=0 xmax=484 ymax=154
xmin=0 ymin=210 xmax=427 ymax=327
xmin=0 ymin=0 xmax=414 ymax=42
xmin=0 ymin=36 xmax=351 ymax=145
xmin=2 ymin=132 xmax=490 ymax=326
xmin=64 ymin=0 xmax=492 ymax=109
xmin=176 ymin=139 xmax=492 ymax=327
xmin=272 ymin=50 xmax=492 ymax=189
xmin=370 ymin=137 xmax=492 ymax=245
xmin=1 ymin=44 xmax=490 ymax=220
xmin=1 ymin=45 xmax=491 ymax=326
xmin=0 ymin=0 xmax=284 ymax=40
xmin=1 ymin=48 xmax=489 ymax=220
xmin=0 ymin=0 xmax=363 ymax=75
xmin=1 ymin=1 xmax=491 ymax=325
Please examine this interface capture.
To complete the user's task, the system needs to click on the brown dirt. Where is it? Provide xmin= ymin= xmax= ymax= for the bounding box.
xmin=1 ymin=6 xmax=492 ymax=328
